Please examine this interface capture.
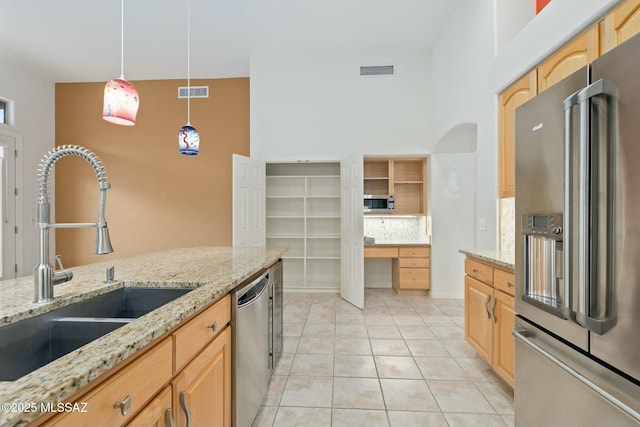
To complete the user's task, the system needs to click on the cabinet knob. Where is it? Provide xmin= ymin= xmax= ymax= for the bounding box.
xmin=507 ymin=282 xmax=513 ymax=288
xmin=208 ymin=321 xmax=218 ymax=332
xmin=114 ymin=395 xmax=132 ymax=416
xmin=472 ymin=268 xmax=478 ymax=273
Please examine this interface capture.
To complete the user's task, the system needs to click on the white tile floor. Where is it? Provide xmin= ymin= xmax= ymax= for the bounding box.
xmin=252 ymin=289 xmax=514 ymax=427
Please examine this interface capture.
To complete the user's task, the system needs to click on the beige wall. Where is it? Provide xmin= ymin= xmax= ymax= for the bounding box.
xmin=54 ymin=78 xmax=249 ymax=267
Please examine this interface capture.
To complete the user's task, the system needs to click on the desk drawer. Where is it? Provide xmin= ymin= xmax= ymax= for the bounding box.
xmin=364 ymin=247 xmax=399 ymax=258
xmin=399 ymin=258 xmax=430 ymax=268
xmin=398 ymin=247 xmax=430 ymax=258
xmin=174 ymin=294 xmax=230 ymax=372
xmin=465 ymin=258 xmax=493 ymax=285
xmin=398 ymin=268 xmax=430 ymax=289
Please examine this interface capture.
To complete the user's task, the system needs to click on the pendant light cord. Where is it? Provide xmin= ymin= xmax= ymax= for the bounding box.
xmin=120 ymin=0 xmax=125 ymax=79
xmin=187 ymin=0 xmax=191 ymax=126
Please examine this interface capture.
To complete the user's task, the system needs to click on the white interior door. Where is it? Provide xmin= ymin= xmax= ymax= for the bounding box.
xmin=232 ymin=154 xmax=266 ymax=247
xmin=341 ymin=154 xmax=364 ymax=309
xmin=0 ymin=133 xmax=17 ymax=280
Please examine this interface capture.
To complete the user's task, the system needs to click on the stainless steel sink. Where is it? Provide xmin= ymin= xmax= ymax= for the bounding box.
xmin=0 ymin=287 xmax=193 ymax=381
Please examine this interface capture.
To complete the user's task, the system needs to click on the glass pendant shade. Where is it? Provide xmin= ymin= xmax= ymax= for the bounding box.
xmin=102 ymin=78 xmax=139 ymax=126
xmin=179 ymin=124 xmax=200 ymax=155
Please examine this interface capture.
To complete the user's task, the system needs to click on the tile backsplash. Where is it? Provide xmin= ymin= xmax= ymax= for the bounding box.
xmin=364 ymin=216 xmax=430 ymax=243
xmin=499 ymin=197 xmax=515 ymax=253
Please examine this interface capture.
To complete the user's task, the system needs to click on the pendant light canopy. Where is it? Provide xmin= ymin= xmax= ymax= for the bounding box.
xmin=179 ymin=0 xmax=200 ymax=155
xmin=103 ymin=0 xmax=139 ymax=126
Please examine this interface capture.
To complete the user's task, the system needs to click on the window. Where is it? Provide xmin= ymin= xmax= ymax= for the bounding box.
xmin=0 ymin=100 xmax=5 ymax=124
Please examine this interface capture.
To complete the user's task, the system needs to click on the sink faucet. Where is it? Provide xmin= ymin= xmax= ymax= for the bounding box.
xmin=33 ymin=145 xmax=114 ymax=303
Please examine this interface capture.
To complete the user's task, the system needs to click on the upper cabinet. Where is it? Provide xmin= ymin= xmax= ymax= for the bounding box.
xmin=498 ymin=71 xmax=537 ymax=198
xmin=600 ymin=0 xmax=640 ymax=54
xmin=537 ymin=26 xmax=599 ymax=93
xmin=364 ymin=158 xmax=427 ymax=215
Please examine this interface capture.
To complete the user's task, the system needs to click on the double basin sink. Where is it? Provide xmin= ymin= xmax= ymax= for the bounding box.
xmin=0 ymin=287 xmax=193 ymax=381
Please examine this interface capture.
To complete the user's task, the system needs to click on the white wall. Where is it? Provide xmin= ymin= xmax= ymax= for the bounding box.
xmin=0 ymin=58 xmax=55 ymax=276
xmin=250 ymin=52 xmax=431 ymax=160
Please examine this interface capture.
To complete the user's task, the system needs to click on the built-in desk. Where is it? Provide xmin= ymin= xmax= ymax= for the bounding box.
xmin=364 ymin=244 xmax=430 ymax=294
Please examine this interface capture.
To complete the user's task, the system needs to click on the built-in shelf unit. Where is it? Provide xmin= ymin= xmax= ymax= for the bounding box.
xmin=266 ymin=162 xmax=341 ymax=291
xmin=363 ymin=157 xmax=427 ymax=215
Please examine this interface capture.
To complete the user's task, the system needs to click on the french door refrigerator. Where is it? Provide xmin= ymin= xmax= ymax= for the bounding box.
xmin=514 ymin=33 xmax=640 ymax=426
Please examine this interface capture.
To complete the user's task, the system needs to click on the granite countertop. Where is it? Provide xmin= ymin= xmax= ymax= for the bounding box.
xmin=0 ymin=246 xmax=286 ymax=427
xmin=459 ymin=248 xmax=515 ymax=270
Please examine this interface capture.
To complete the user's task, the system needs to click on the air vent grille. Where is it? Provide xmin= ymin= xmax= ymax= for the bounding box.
xmin=360 ymin=65 xmax=395 ymax=76
xmin=178 ymin=86 xmax=209 ymax=98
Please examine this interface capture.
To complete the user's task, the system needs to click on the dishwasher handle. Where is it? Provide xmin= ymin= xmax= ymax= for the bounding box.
xmin=237 ymin=271 xmax=270 ymax=308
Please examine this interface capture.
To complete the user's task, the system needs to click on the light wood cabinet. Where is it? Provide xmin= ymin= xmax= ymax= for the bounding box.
xmin=464 ymin=256 xmax=515 ymax=388
xmin=126 ymin=386 xmax=173 ymax=427
xmin=41 ymin=294 xmax=233 ymax=427
xmin=498 ymin=71 xmax=537 ymax=198
xmin=173 ymin=327 xmax=231 ymax=427
xmin=600 ymin=0 xmax=640 ymax=54
xmin=365 ymin=245 xmax=431 ymax=294
xmin=363 ymin=158 xmax=427 ymax=215
xmin=537 ymin=25 xmax=599 ymax=93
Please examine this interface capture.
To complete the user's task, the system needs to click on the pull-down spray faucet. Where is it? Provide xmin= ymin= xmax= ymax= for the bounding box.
xmin=33 ymin=145 xmax=114 ymax=303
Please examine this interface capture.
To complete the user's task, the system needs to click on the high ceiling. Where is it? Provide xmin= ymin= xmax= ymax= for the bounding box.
xmin=0 ymin=0 xmax=459 ymax=83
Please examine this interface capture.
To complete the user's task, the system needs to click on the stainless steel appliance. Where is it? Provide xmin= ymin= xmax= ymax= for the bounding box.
xmin=514 ymin=33 xmax=640 ymax=426
xmin=232 ymin=259 xmax=283 ymax=427
xmin=364 ymin=194 xmax=394 ymax=214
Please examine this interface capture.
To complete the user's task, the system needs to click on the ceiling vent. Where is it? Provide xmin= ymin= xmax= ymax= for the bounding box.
xmin=178 ymin=86 xmax=209 ymax=99
xmin=360 ymin=65 xmax=395 ymax=76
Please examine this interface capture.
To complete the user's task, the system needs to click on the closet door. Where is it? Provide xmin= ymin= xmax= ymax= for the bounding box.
xmin=340 ymin=154 xmax=364 ymax=309
xmin=232 ymin=154 xmax=265 ymax=246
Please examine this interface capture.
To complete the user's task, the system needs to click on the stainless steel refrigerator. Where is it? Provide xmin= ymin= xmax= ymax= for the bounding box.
xmin=514 ymin=33 xmax=640 ymax=426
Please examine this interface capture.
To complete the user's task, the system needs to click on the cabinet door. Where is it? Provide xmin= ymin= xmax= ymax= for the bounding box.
xmin=492 ymin=290 xmax=515 ymax=388
xmin=498 ymin=71 xmax=536 ymax=198
xmin=464 ymin=276 xmax=493 ymax=364
xmin=537 ymin=25 xmax=599 ymax=93
xmin=126 ymin=386 xmax=173 ymax=427
xmin=173 ymin=327 xmax=231 ymax=427
xmin=600 ymin=0 xmax=640 ymax=54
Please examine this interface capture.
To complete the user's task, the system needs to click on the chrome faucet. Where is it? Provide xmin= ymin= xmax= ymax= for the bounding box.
xmin=33 ymin=145 xmax=114 ymax=303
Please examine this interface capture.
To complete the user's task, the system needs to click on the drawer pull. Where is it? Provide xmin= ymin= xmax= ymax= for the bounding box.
xmin=114 ymin=394 xmax=132 ymax=416
xmin=165 ymin=407 xmax=176 ymax=427
xmin=472 ymin=268 xmax=478 ymax=273
xmin=208 ymin=321 xmax=218 ymax=332
xmin=507 ymin=282 xmax=513 ymax=288
xmin=180 ymin=391 xmax=193 ymax=427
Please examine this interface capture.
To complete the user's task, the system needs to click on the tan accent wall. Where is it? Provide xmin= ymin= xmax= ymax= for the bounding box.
xmin=54 ymin=78 xmax=249 ymax=267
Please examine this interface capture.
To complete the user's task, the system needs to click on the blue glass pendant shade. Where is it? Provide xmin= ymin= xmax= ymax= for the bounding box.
xmin=178 ymin=125 xmax=199 ymax=156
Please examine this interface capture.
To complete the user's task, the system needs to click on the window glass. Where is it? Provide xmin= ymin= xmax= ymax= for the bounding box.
xmin=0 ymin=100 xmax=5 ymax=124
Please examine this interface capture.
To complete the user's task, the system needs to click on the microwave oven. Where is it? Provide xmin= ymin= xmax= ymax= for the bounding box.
xmin=364 ymin=195 xmax=394 ymax=214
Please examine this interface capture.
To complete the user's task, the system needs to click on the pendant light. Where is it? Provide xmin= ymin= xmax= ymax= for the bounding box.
xmin=178 ymin=0 xmax=200 ymax=155
xmin=103 ymin=0 xmax=139 ymax=126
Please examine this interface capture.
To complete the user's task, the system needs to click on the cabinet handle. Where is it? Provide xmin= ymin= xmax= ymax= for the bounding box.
xmin=165 ymin=407 xmax=176 ymax=427
xmin=472 ymin=268 xmax=478 ymax=273
xmin=490 ymin=298 xmax=497 ymax=323
xmin=114 ymin=394 xmax=132 ymax=416
xmin=208 ymin=321 xmax=218 ymax=332
xmin=180 ymin=391 xmax=193 ymax=427
xmin=484 ymin=295 xmax=491 ymax=319
xmin=506 ymin=281 xmax=513 ymax=288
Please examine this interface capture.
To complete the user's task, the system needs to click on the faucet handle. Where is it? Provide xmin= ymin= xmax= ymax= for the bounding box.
xmin=105 ymin=266 xmax=116 ymax=284
xmin=55 ymin=255 xmax=65 ymax=271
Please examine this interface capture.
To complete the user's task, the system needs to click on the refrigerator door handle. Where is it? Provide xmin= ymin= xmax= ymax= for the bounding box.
xmin=562 ymin=89 xmax=581 ymax=321
xmin=513 ymin=327 xmax=640 ymax=423
xmin=575 ymin=79 xmax=619 ymax=335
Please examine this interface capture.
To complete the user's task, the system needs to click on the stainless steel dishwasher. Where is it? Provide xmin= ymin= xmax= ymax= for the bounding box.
xmin=232 ymin=269 xmax=271 ymax=427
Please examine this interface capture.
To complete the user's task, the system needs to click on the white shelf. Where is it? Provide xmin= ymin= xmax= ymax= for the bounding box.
xmin=267 ymin=162 xmax=341 ymax=291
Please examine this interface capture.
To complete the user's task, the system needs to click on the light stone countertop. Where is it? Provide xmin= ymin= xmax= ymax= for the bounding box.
xmin=459 ymin=248 xmax=515 ymax=270
xmin=0 ymin=246 xmax=286 ymax=427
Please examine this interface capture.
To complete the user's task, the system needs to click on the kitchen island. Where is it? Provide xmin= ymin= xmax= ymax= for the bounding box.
xmin=0 ymin=246 xmax=286 ymax=427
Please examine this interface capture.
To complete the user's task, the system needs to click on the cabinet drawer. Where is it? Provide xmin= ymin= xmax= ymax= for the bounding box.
xmin=174 ymin=294 xmax=231 ymax=372
xmin=125 ymin=385 xmax=172 ymax=427
xmin=494 ymin=268 xmax=515 ymax=296
xmin=398 ymin=246 xmax=430 ymax=258
xmin=465 ymin=258 xmax=493 ymax=285
xmin=364 ymin=247 xmax=399 ymax=258
xmin=399 ymin=257 xmax=430 ymax=268
xmin=398 ymin=268 xmax=430 ymax=289
xmin=47 ymin=338 xmax=172 ymax=427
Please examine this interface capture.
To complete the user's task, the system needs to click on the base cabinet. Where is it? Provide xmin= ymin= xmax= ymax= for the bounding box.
xmin=126 ymin=386 xmax=173 ymax=427
xmin=464 ymin=256 xmax=515 ymax=387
